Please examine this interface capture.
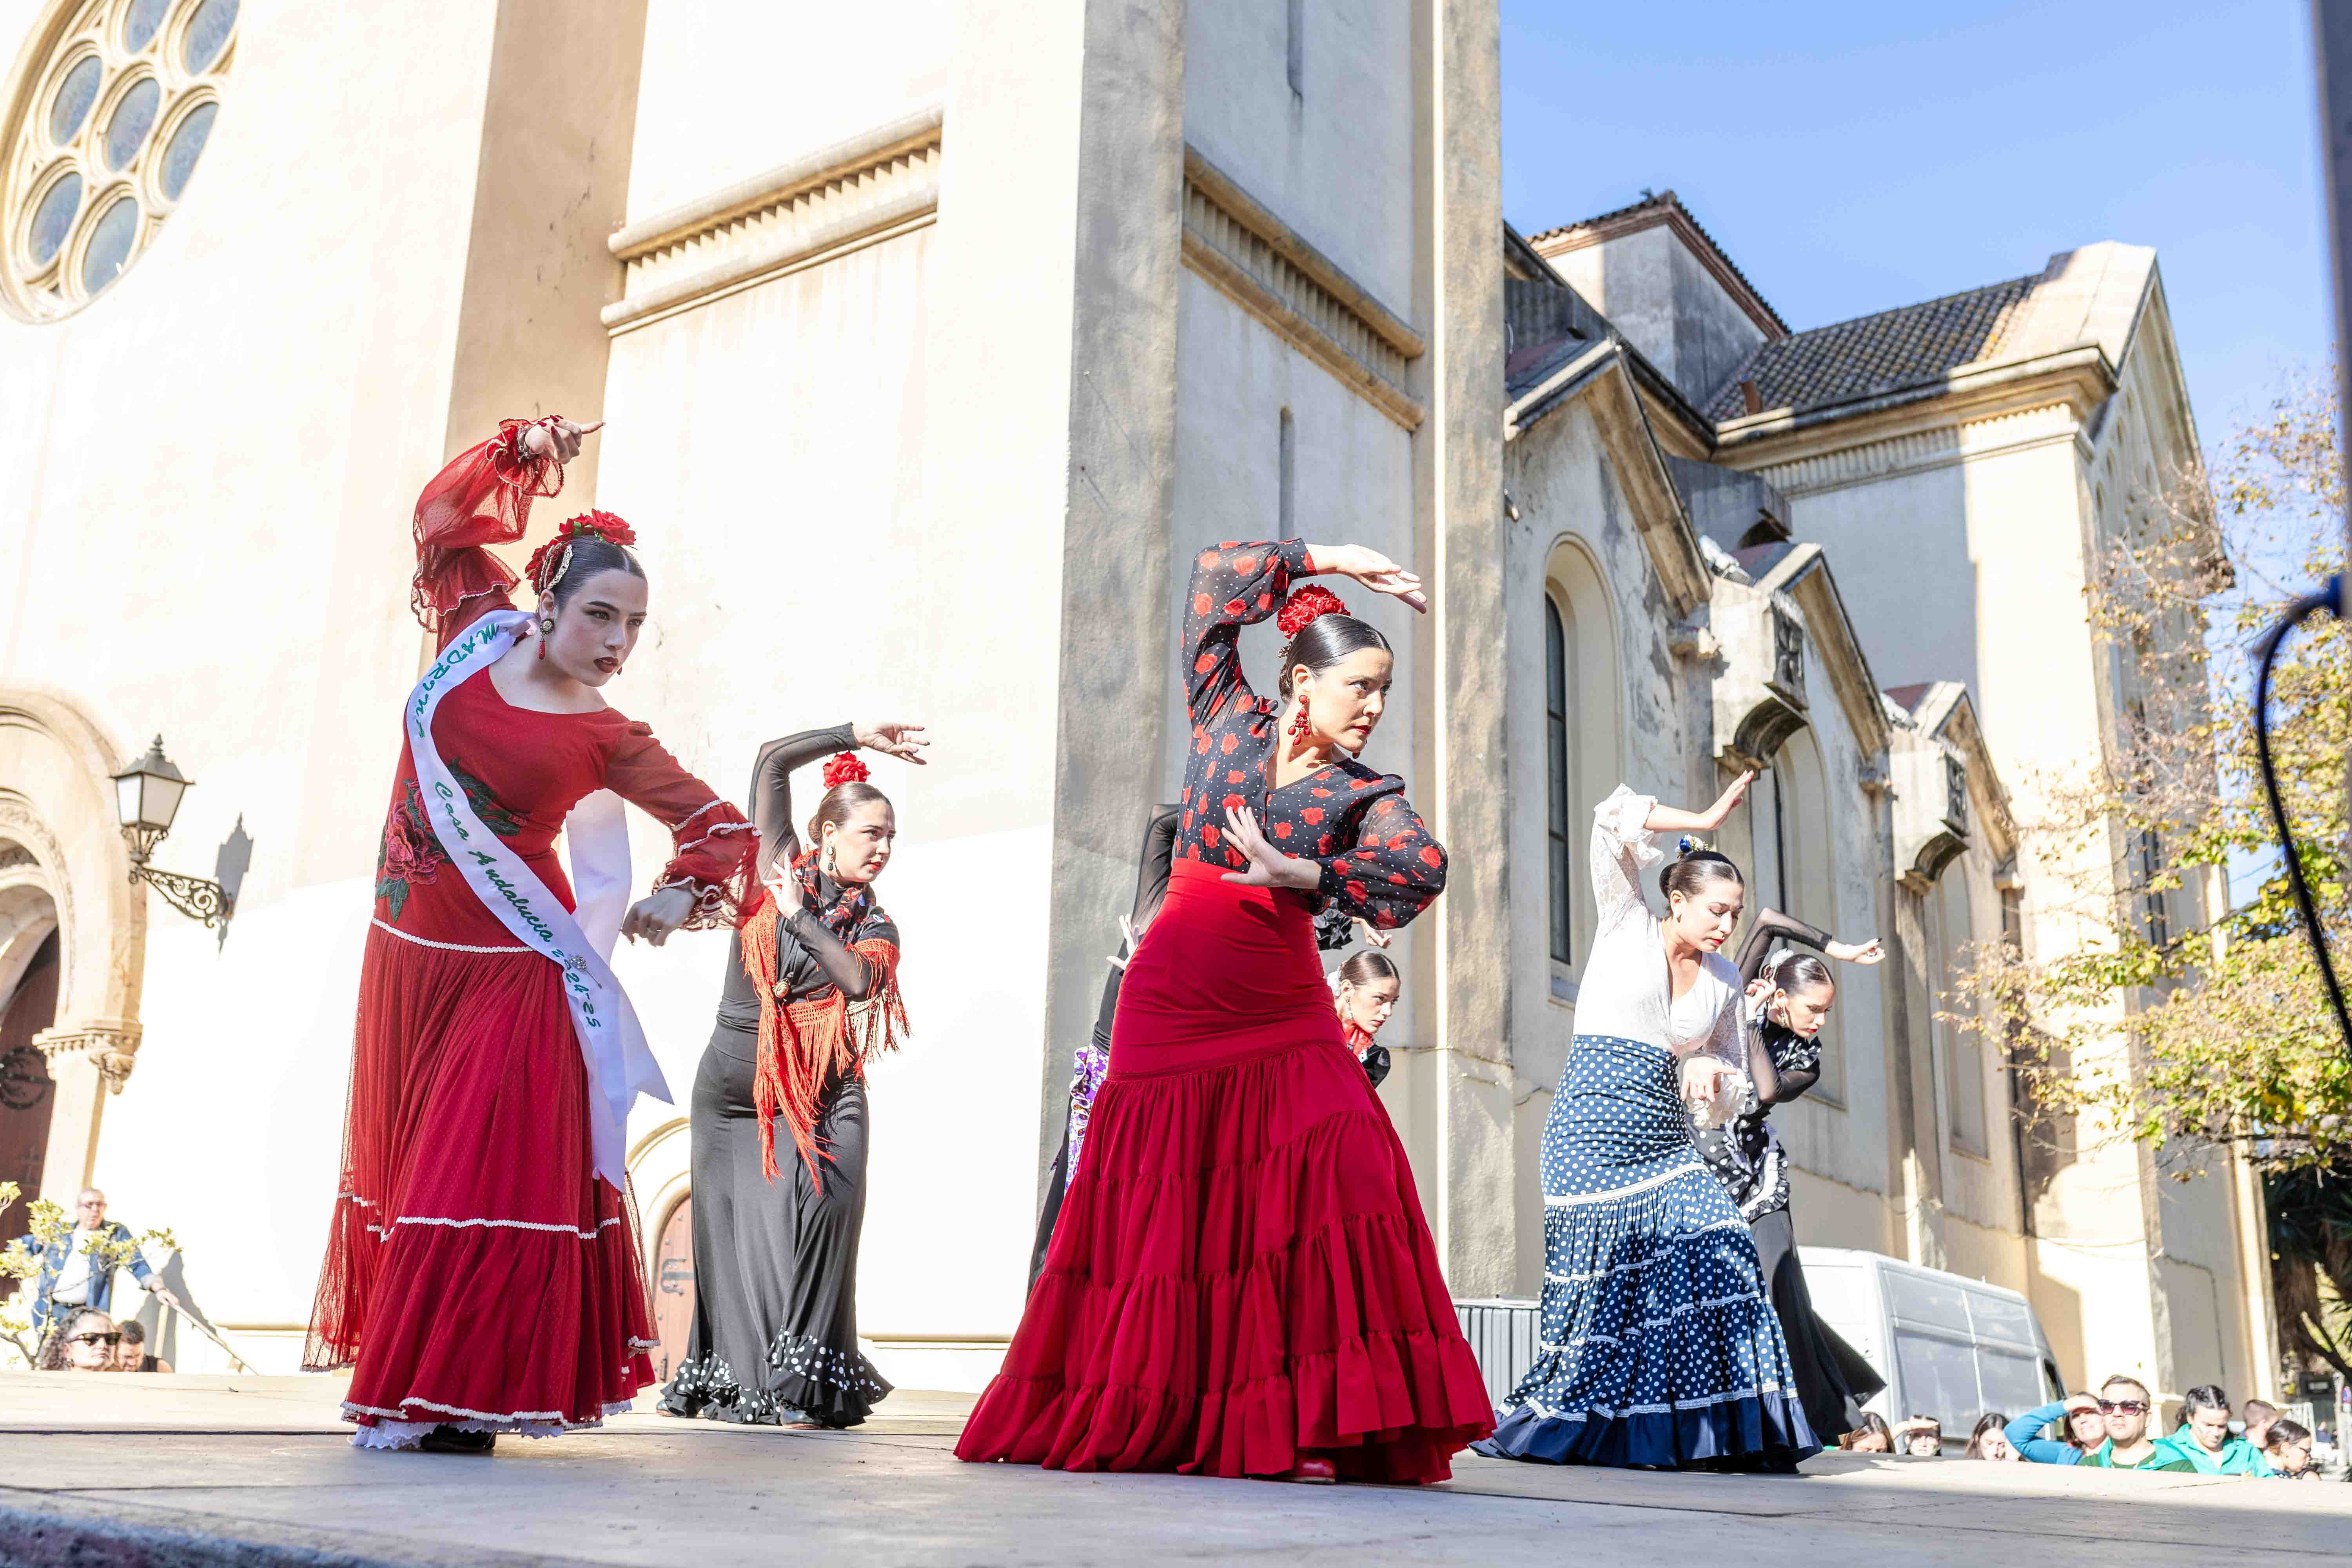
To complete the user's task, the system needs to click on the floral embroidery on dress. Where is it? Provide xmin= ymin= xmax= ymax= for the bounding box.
xmin=375 ymin=767 xmax=523 ymax=923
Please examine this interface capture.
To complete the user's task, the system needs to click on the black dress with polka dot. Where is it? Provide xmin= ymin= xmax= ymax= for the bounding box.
xmin=1176 ymin=539 xmax=1446 ymax=933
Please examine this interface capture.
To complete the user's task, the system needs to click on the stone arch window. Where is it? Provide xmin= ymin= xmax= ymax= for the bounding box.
xmin=1543 ymin=539 xmax=1621 ymax=986
xmin=1769 ymin=728 xmax=1844 ymax=1102
xmin=0 ymin=0 xmax=235 ymax=321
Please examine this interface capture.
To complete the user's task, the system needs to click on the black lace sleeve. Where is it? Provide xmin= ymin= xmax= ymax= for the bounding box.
xmin=1737 ymin=907 xmax=1833 ymax=984
xmin=748 ymin=725 xmax=855 ymax=875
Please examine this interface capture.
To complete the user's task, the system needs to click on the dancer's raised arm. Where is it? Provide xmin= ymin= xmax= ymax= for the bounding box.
xmin=1182 ymin=539 xmax=1424 ymax=725
xmin=409 ymin=416 xmax=599 ymax=648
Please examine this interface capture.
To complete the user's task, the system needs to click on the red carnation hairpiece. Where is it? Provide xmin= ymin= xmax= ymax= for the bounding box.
xmin=525 ymin=510 xmax=641 ymax=597
xmin=1277 ymin=583 xmax=1350 ymax=639
xmin=822 ymin=752 xmax=871 ymax=789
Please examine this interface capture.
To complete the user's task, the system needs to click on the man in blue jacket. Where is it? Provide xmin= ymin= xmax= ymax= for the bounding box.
xmin=14 ymin=1188 xmax=181 ymax=1341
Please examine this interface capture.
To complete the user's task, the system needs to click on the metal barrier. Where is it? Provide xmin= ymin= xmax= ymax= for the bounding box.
xmin=1453 ymin=1298 xmax=1539 ymax=1406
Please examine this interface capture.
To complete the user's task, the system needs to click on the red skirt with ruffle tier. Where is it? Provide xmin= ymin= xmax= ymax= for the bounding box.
xmin=956 ymin=861 xmax=1492 ymax=1481
xmin=306 ymin=928 xmax=656 ymax=1433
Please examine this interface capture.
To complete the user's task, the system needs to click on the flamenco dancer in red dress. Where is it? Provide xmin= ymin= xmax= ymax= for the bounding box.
xmin=306 ymin=417 xmax=760 ymax=1452
xmin=957 ymin=539 xmax=1493 ymax=1484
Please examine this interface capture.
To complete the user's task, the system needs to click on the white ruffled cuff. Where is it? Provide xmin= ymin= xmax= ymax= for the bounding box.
xmin=1594 ymin=784 xmax=1663 ymax=868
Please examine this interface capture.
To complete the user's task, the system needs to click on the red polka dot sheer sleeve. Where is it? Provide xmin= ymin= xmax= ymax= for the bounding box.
xmin=1312 ymin=789 xmax=1448 ymax=930
xmin=1183 ymin=538 xmax=1314 ymax=724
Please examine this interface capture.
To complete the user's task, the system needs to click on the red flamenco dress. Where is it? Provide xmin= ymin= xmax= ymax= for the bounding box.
xmin=957 ymin=539 xmax=1494 ymax=1482
xmin=305 ymin=422 xmax=759 ymax=1447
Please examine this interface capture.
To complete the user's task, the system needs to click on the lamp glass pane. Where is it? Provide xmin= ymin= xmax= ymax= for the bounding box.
xmin=139 ymin=771 xmax=186 ymax=831
xmin=114 ymin=772 xmax=142 ymax=827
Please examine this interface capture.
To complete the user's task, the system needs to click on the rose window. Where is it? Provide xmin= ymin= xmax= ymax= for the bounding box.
xmin=1 ymin=0 xmax=235 ymax=320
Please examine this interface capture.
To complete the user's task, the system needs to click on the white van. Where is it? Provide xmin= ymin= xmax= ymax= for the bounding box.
xmin=1800 ymin=1247 xmax=2065 ymax=1436
xmin=1455 ymin=1250 xmax=2064 ymax=1439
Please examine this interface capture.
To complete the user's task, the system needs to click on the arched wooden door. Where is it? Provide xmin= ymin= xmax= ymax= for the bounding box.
xmin=652 ymin=1196 xmax=695 ymax=1381
xmin=0 ymin=931 xmax=61 ymax=1267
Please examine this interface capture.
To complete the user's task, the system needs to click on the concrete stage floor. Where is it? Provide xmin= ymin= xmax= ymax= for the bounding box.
xmin=3 ymin=1374 xmax=2347 ymax=1566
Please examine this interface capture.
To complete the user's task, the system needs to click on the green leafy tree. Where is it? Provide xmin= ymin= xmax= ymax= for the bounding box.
xmin=1949 ymin=375 xmax=2352 ymax=1371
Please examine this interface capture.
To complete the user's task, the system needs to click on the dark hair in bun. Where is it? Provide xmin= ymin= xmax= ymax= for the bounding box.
xmin=1337 ymin=949 xmax=1399 ymax=987
xmin=1276 ymin=584 xmax=1390 ymax=699
xmin=1659 ymin=848 xmax=1742 ymax=904
xmin=1770 ymin=951 xmax=1834 ymax=996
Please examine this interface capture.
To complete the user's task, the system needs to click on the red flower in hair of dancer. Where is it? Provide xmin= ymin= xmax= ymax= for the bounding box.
xmin=524 ymin=509 xmax=640 ymax=594
xmin=822 ymin=752 xmax=871 ymax=789
xmin=1277 ymin=584 xmax=1349 ymax=638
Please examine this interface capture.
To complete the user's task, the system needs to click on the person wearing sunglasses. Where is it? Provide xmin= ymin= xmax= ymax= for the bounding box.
xmin=2005 ymin=1387 xmax=2140 ymax=1465
xmin=2073 ymin=1376 xmax=2194 ymax=1471
xmin=34 ymin=1306 xmax=120 ymax=1372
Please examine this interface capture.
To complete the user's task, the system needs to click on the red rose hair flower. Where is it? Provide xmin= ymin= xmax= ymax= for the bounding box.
xmin=1277 ymin=583 xmax=1349 ymax=639
xmin=822 ymin=752 xmax=871 ymax=789
xmin=525 ymin=509 xmax=641 ymax=596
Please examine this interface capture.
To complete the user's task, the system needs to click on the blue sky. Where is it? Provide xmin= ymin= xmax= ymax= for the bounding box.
xmin=1499 ymin=1 xmax=2328 ymax=443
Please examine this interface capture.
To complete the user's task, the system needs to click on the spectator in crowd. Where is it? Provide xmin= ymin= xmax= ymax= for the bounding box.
xmin=2077 ymin=1375 xmax=2193 ymax=1471
xmin=14 ymin=1188 xmax=181 ymax=1341
xmin=1894 ymin=1416 xmax=1943 ymax=1457
xmin=2241 ymin=1399 xmax=2280 ymax=1450
xmin=110 ymin=1319 xmax=172 ymax=1374
xmin=1967 ymin=1414 xmax=2019 ymax=1461
xmin=2005 ymin=1392 xmax=2103 ymax=1464
xmin=34 ymin=1306 xmax=119 ymax=1371
xmin=2259 ymin=1417 xmax=2316 ymax=1480
xmin=1837 ymin=1412 xmax=1894 ymax=1453
xmin=2154 ymin=1385 xmax=2270 ymax=1475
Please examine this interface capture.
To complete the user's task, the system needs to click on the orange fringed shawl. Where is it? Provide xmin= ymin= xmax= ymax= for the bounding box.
xmin=739 ymin=886 xmax=909 ymax=1184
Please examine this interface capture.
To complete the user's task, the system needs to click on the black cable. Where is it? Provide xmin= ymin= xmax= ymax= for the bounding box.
xmin=2252 ymin=573 xmax=2352 ymax=1060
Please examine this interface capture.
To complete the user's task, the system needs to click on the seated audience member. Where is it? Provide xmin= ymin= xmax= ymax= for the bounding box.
xmin=2153 ymin=1384 xmax=2268 ymax=1475
xmin=111 ymin=1319 xmax=172 ymax=1374
xmin=2259 ymin=1418 xmax=2316 ymax=1480
xmin=36 ymin=1307 xmax=119 ymax=1372
xmin=1967 ymin=1413 xmax=2019 ymax=1461
xmin=1894 ymin=1416 xmax=1943 ymax=1457
xmin=2241 ymin=1399 xmax=2280 ymax=1450
xmin=2006 ymin=1392 xmax=2103 ymax=1465
xmin=2078 ymin=1375 xmax=2194 ymax=1471
xmin=1837 ymin=1412 xmax=1893 ymax=1453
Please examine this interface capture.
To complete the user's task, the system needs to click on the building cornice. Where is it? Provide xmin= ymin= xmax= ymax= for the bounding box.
xmin=603 ymin=106 xmax=944 ymax=334
xmin=1179 ymin=147 xmax=1424 ymax=430
xmin=1710 ymin=345 xmax=2115 ymax=466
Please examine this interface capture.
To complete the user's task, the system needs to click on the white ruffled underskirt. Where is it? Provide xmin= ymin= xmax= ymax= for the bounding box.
xmin=346 ymin=1399 xmax=635 ymax=1450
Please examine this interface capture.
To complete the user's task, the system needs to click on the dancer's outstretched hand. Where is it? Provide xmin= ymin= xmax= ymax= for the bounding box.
xmin=519 ymin=417 xmax=603 ymax=464
xmin=1307 ymin=544 xmax=1428 ymax=614
xmin=1698 ymin=769 xmax=1755 ymax=831
xmin=1354 ymin=916 xmax=1392 ymax=950
xmin=621 ymin=884 xmax=695 ymax=946
xmin=1827 ymin=936 xmax=1886 ymax=965
xmin=1220 ymin=806 xmax=1321 ymax=891
xmin=854 ymin=721 xmax=930 ymax=765
xmin=762 ymin=859 xmax=805 ymax=916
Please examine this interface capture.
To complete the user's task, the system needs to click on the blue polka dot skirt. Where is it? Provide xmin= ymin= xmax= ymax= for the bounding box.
xmin=1476 ymin=1035 xmax=1818 ymax=1469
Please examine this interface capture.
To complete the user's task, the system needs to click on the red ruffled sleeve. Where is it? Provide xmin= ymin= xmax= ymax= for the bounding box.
xmin=1183 ymin=538 xmax=1314 ymax=726
xmin=1316 ymin=788 xmax=1447 ymax=931
xmin=412 ymin=419 xmax=567 ymax=648
xmin=604 ymin=720 xmax=760 ymax=930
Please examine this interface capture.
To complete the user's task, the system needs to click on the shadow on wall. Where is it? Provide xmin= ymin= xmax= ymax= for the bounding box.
xmin=2022 ymin=1254 xmax=2086 ymax=1392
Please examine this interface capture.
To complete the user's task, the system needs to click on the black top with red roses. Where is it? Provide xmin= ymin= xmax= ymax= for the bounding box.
xmin=1178 ymin=538 xmax=1447 ymax=932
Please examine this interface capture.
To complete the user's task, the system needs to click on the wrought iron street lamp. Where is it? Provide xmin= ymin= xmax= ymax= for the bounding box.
xmin=109 ymin=736 xmax=246 ymax=931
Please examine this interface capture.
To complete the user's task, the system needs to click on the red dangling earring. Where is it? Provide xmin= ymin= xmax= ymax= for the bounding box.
xmin=535 ymin=617 xmax=554 ymax=660
xmin=1286 ymin=694 xmax=1313 ymax=760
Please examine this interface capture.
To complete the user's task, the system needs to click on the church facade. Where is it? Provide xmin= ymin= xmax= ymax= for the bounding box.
xmin=0 ymin=0 xmax=2275 ymax=1406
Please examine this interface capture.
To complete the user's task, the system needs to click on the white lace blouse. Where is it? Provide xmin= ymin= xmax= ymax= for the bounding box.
xmin=1572 ymin=785 xmax=1749 ymax=1065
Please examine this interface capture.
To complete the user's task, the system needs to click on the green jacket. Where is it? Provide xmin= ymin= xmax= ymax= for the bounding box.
xmin=2151 ymin=1425 xmax=2272 ymax=1476
xmin=2082 ymin=1438 xmax=2196 ymax=1473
